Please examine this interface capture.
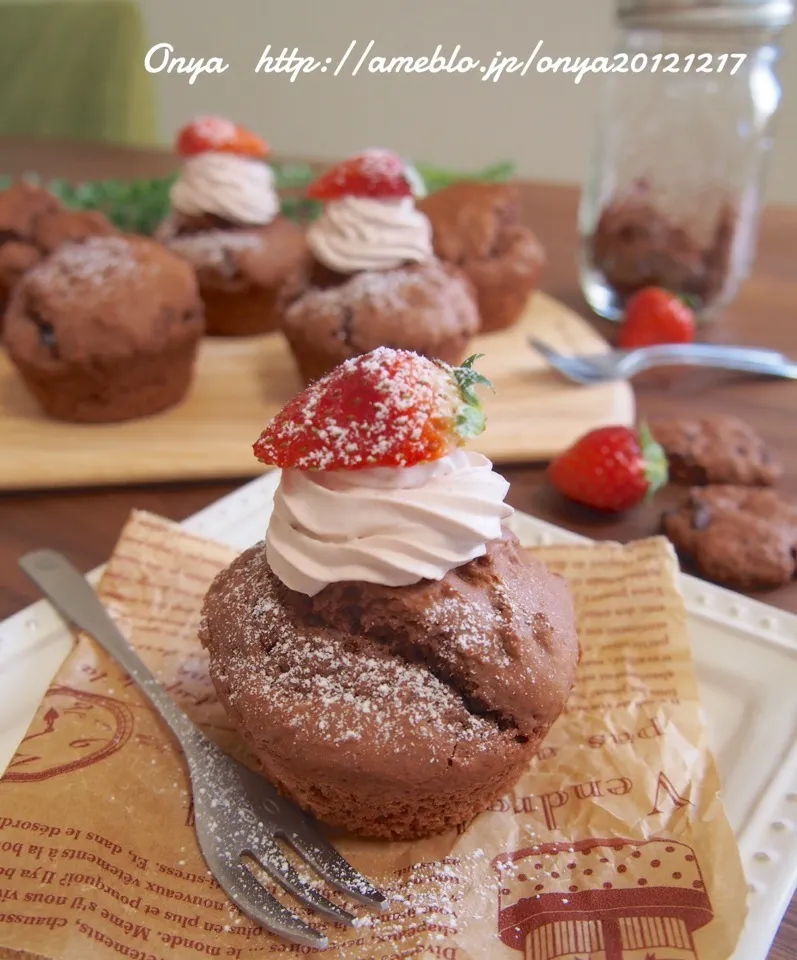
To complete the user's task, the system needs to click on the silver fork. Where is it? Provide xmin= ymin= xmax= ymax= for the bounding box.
xmin=530 ymin=337 xmax=797 ymax=386
xmin=19 ymin=549 xmax=386 ymax=950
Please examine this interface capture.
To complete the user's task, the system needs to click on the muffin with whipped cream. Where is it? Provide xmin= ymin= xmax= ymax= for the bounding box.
xmin=157 ymin=115 xmax=308 ymax=336
xmin=200 ymin=349 xmax=580 ymax=840
xmin=280 ymin=149 xmax=479 ymax=384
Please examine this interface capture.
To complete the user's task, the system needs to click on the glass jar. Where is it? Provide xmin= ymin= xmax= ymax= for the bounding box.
xmin=578 ymin=0 xmax=792 ymax=320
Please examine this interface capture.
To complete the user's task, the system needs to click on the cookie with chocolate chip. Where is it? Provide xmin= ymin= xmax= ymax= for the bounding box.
xmin=662 ymin=486 xmax=797 ymax=590
xmin=650 ymin=416 xmax=781 ymax=486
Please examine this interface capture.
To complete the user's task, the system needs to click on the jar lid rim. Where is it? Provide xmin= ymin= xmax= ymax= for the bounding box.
xmin=618 ymin=0 xmax=794 ymax=30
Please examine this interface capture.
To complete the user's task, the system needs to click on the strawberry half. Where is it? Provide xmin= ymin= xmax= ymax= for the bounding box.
xmin=175 ymin=115 xmax=269 ymax=159
xmin=253 ymin=349 xmax=492 ymax=471
xmin=547 ymin=423 xmax=668 ymax=513
xmin=306 ymin=149 xmax=413 ymax=201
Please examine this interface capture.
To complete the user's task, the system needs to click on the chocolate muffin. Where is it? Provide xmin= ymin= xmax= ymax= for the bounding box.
xmin=200 ymin=530 xmax=579 ymax=841
xmin=419 ymin=181 xmax=546 ymax=333
xmin=4 ymin=235 xmax=204 ymax=422
xmin=0 ymin=182 xmax=117 ymax=321
xmin=281 ymin=260 xmax=479 ymax=384
xmin=158 ymin=213 xmax=308 ymax=337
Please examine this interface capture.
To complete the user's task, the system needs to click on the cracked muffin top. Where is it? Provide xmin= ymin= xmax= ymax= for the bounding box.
xmin=418 ymin=181 xmax=541 ymax=265
xmin=199 ymin=530 xmax=579 ymax=787
xmin=156 ymin=211 xmax=308 ymax=292
xmin=282 ymin=260 xmax=478 ymax=355
xmin=4 ymin=235 xmax=204 ymax=366
xmin=0 ymin=182 xmax=117 ymax=308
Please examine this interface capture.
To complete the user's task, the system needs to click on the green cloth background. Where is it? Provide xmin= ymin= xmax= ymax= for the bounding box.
xmin=0 ymin=0 xmax=158 ymax=145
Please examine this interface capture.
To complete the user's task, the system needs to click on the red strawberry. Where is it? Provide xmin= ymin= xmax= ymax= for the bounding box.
xmin=547 ymin=424 xmax=667 ymax=513
xmin=617 ymin=287 xmax=695 ymax=349
xmin=306 ymin=149 xmax=412 ymax=201
xmin=253 ymin=349 xmax=492 ymax=471
xmin=175 ymin=115 xmax=269 ymax=159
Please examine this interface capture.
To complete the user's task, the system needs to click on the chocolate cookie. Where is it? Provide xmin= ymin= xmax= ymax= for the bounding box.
xmin=419 ymin=181 xmax=545 ymax=333
xmin=4 ymin=235 xmax=204 ymax=422
xmin=281 ymin=260 xmax=479 ymax=384
xmin=662 ymin=486 xmax=797 ymax=590
xmin=200 ymin=531 xmax=579 ymax=840
xmin=651 ymin=416 xmax=781 ymax=486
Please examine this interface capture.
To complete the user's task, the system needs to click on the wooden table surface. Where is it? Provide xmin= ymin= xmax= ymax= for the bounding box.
xmin=1 ymin=136 xmax=796 ymax=958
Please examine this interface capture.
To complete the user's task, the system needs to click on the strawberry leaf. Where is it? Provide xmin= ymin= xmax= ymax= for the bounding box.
xmin=452 ymin=354 xmax=493 ymax=407
xmin=455 ymin=403 xmax=486 ymax=440
xmin=638 ymin=421 xmax=668 ymax=496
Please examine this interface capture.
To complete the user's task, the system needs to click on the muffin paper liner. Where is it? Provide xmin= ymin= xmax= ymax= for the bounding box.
xmin=0 ymin=510 xmax=746 ymax=960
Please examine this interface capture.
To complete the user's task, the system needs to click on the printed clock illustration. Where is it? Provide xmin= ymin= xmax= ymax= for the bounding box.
xmin=493 ymin=838 xmax=713 ymax=960
xmin=5 ymin=685 xmax=134 ymax=782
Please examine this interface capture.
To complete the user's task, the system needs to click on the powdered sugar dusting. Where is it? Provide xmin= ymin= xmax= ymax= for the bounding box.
xmin=31 ymin=236 xmax=138 ymax=291
xmin=357 ymin=148 xmax=407 ymax=182
xmin=255 ymin=345 xmax=459 ymax=471
xmin=313 ymin=148 xmax=410 ymax=199
xmin=186 ymin=115 xmax=240 ymax=148
xmin=203 ymin=545 xmax=497 ymax=754
xmin=167 ymin=229 xmax=261 ymax=272
xmin=261 ymin=635 xmax=492 ymax=751
xmin=292 ymin=262 xmax=447 ymax=316
xmin=422 ymin=594 xmax=499 ymax=658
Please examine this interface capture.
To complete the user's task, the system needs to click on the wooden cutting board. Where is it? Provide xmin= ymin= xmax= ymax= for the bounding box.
xmin=0 ymin=292 xmax=634 ymax=490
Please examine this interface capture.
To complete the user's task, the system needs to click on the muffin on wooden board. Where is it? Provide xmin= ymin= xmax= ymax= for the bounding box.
xmin=0 ymin=181 xmax=117 ymax=323
xmin=419 ymin=181 xmax=546 ymax=333
xmin=200 ymin=349 xmax=579 ymax=840
xmin=157 ymin=115 xmax=308 ymax=337
xmin=280 ymin=150 xmax=479 ymax=384
xmin=4 ymin=235 xmax=204 ymax=422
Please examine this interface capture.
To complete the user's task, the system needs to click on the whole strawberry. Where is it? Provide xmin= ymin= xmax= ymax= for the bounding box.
xmin=254 ymin=348 xmax=492 ymax=471
xmin=617 ymin=287 xmax=695 ymax=349
xmin=306 ymin=149 xmax=413 ymax=201
xmin=547 ymin=424 xmax=667 ymax=513
xmin=175 ymin=115 xmax=269 ymax=159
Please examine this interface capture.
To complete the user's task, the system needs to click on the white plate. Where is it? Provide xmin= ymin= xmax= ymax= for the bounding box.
xmin=1 ymin=472 xmax=796 ymax=960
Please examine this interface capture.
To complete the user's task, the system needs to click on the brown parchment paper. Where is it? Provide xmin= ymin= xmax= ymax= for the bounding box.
xmin=0 ymin=510 xmax=747 ymax=960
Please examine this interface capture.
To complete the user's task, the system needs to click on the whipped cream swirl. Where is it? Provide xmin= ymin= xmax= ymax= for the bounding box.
xmin=170 ymin=152 xmax=279 ymax=225
xmin=307 ymin=196 xmax=433 ymax=273
xmin=266 ymin=450 xmax=513 ymax=597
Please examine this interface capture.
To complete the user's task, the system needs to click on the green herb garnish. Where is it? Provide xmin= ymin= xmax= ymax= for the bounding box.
xmin=0 ymin=159 xmax=515 ymax=234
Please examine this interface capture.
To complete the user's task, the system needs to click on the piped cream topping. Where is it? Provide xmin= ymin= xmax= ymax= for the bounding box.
xmin=266 ymin=450 xmax=513 ymax=596
xmin=307 ymin=196 xmax=433 ymax=274
xmin=170 ymin=152 xmax=279 ymax=225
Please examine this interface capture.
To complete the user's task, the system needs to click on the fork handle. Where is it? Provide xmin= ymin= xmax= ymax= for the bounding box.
xmin=19 ymin=549 xmax=208 ymax=755
xmin=634 ymin=343 xmax=796 ymax=375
